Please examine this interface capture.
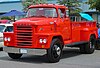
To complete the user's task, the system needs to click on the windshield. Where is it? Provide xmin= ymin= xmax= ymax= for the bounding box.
xmin=26 ymin=8 xmax=57 ymax=18
xmin=0 ymin=25 xmax=5 ymax=33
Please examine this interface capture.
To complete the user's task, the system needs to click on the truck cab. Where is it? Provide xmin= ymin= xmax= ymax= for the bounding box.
xmin=3 ymin=4 xmax=98 ymax=63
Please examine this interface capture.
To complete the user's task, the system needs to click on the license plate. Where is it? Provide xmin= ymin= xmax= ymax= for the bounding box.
xmin=20 ymin=49 xmax=27 ymax=53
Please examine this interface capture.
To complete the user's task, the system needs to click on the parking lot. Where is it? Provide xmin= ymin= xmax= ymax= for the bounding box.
xmin=0 ymin=48 xmax=100 ymax=68
xmin=0 ymin=42 xmax=3 ymax=51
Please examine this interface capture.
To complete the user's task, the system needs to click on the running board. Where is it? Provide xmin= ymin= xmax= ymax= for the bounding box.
xmin=65 ymin=41 xmax=88 ymax=47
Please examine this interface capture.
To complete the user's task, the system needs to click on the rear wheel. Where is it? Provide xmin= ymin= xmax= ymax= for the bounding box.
xmin=85 ymin=36 xmax=95 ymax=54
xmin=80 ymin=45 xmax=85 ymax=53
xmin=80 ymin=35 xmax=95 ymax=54
xmin=95 ymin=39 xmax=100 ymax=50
xmin=47 ymin=38 xmax=63 ymax=63
xmin=8 ymin=53 xmax=22 ymax=59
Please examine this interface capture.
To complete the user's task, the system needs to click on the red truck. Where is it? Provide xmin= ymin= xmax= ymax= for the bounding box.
xmin=3 ymin=4 xmax=98 ymax=63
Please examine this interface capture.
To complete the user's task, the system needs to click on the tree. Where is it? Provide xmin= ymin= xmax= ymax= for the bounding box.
xmin=22 ymin=0 xmax=47 ymax=11
xmin=87 ymin=0 xmax=100 ymax=11
xmin=57 ymin=0 xmax=82 ymax=14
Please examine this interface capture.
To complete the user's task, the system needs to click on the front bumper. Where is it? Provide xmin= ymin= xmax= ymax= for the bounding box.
xmin=3 ymin=47 xmax=46 ymax=55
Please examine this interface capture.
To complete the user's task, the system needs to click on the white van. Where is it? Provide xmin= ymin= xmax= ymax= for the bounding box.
xmin=0 ymin=24 xmax=13 ymax=50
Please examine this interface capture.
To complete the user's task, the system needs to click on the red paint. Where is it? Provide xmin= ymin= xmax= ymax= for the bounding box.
xmin=3 ymin=4 xmax=97 ymax=49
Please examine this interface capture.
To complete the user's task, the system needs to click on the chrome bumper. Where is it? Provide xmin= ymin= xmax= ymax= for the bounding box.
xmin=3 ymin=47 xmax=46 ymax=55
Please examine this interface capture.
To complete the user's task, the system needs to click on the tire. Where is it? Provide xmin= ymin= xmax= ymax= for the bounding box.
xmin=95 ymin=39 xmax=100 ymax=50
xmin=47 ymin=38 xmax=63 ymax=63
xmin=85 ymin=36 xmax=95 ymax=54
xmin=80 ymin=44 xmax=86 ymax=54
xmin=8 ymin=53 xmax=22 ymax=59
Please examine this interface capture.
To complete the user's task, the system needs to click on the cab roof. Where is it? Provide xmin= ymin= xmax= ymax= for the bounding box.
xmin=29 ymin=4 xmax=67 ymax=9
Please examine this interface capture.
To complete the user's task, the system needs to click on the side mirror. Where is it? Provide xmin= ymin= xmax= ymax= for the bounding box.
xmin=60 ymin=13 xmax=64 ymax=18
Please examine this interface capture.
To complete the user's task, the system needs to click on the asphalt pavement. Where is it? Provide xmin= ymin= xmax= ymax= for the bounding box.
xmin=0 ymin=48 xmax=100 ymax=68
xmin=0 ymin=42 xmax=3 ymax=51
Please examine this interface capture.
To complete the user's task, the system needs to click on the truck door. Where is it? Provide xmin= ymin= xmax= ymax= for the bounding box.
xmin=58 ymin=8 xmax=71 ymax=40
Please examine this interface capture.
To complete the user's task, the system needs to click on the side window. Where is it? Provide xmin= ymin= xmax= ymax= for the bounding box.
xmin=5 ymin=26 xmax=13 ymax=32
xmin=4 ymin=26 xmax=7 ymax=32
xmin=58 ymin=8 xmax=65 ymax=18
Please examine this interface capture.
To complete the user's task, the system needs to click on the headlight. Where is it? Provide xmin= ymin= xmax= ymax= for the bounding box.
xmin=8 ymin=37 xmax=11 ymax=41
xmin=43 ymin=39 xmax=47 ymax=43
xmin=4 ymin=37 xmax=11 ymax=41
xmin=39 ymin=39 xmax=47 ymax=44
xmin=4 ymin=37 xmax=7 ymax=41
xmin=39 ymin=39 xmax=43 ymax=43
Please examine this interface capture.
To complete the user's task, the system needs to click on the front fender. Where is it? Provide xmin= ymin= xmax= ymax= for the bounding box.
xmin=3 ymin=32 xmax=15 ymax=47
xmin=34 ymin=33 xmax=62 ymax=49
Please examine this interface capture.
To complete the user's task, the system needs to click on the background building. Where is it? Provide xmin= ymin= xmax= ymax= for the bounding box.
xmin=79 ymin=0 xmax=99 ymax=23
xmin=0 ymin=0 xmax=99 ymax=23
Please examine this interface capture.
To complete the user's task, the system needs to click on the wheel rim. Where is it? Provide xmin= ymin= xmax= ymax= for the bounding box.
xmin=90 ymin=40 xmax=94 ymax=49
xmin=53 ymin=44 xmax=61 ymax=58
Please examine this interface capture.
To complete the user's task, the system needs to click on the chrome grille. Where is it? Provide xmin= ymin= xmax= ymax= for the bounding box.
xmin=15 ymin=25 xmax=33 ymax=46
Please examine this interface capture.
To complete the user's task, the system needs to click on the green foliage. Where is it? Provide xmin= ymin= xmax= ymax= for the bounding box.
xmin=57 ymin=0 xmax=82 ymax=14
xmin=87 ymin=0 xmax=100 ymax=11
xmin=1 ymin=17 xmax=11 ymax=20
xmin=22 ymin=0 xmax=47 ymax=11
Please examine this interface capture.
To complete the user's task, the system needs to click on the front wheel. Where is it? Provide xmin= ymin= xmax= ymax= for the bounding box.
xmin=8 ymin=53 xmax=22 ymax=59
xmin=47 ymin=38 xmax=63 ymax=63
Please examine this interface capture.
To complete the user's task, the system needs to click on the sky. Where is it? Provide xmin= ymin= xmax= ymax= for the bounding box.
xmin=0 ymin=0 xmax=20 ymax=2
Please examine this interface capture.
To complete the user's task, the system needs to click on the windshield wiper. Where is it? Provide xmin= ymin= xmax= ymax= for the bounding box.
xmin=36 ymin=15 xmax=48 ymax=18
xmin=25 ymin=15 xmax=36 ymax=18
xmin=26 ymin=15 xmax=48 ymax=18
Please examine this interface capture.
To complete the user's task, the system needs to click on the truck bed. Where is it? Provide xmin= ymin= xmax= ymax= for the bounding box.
xmin=71 ymin=21 xmax=97 ymax=43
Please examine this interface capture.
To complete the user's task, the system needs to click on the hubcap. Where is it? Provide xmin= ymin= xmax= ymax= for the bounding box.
xmin=53 ymin=45 xmax=61 ymax=58
xmin=90 ymin=41 xmax=94 ymax=49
